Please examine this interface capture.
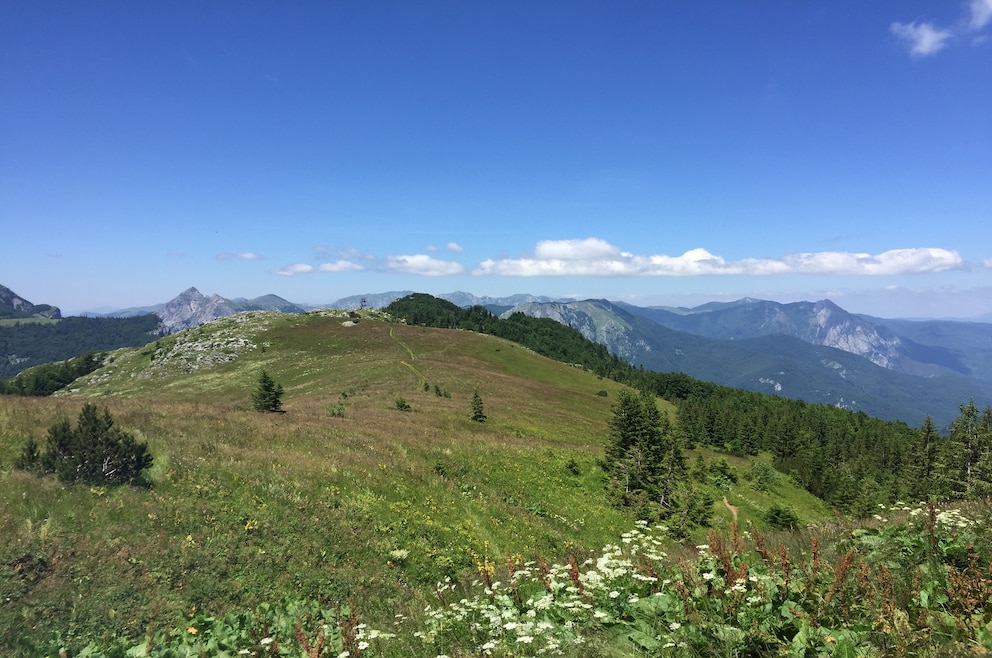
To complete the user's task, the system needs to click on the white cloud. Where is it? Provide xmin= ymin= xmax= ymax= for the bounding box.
xmin=274 ymin=263 xmax=314 ymax=276
xmin=318 ymin=261 xmax=364 ymax=273
xmin=445 ymin=242 xmax=464 ymax=253
xmin=969 ymin=0 xmax=992 ymax=29
xmin=274 ymin=259 xmax=363 ymax=275
xmin=890 ymin=21 xmax=953 ymax=56
xmin=780 ymin=248 xmax=962 ymax=275
xmin=315 ymin=245 xmax=374 ymax=262
xmin=472 ymin=239 xmax=963 ymax=277
xmin=890 ymin=2 xmax=992 ymax=57
xmin=982 ymin=257 xmax=992 ymax=269
xmin=275 ymin=240 xmax=965 ymax=280
xmin=216 ymin=251 xmax=263 ymax=261
xmin=386 ymin=254 xmax=466 ymax=276
xmin=533 ymin=237 xmax=622 ymax=260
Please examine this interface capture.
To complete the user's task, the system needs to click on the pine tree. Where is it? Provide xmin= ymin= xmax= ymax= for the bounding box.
xmin=904 ymin=416 xmax=939 ymax=502
xmin=252 ymin=370 xmax=285 ymax=412
xmin=604 ymin=388 xmax=700 ymax=530
xmin=470 ymin=390 xmax=486 ymax=423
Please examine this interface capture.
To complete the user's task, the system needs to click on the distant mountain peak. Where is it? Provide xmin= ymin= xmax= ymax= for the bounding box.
xmin=0 ymin=284 xmax=62 ymax=320
xmin=153 ymin=288 xmax=306 ymax=333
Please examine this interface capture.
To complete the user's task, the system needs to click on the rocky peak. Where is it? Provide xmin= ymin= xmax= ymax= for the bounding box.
xmin=156 ymin=287 xmax=237 ymax=333
xmin=0 ymin=284 xmax=62 ymax=319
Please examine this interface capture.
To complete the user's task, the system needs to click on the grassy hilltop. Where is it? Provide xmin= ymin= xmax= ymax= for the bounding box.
xmin=2 ymin=309 xmax=989 ymax=657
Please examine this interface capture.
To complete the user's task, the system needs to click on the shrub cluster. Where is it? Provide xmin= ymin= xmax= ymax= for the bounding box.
xmin=16 ymin=403 xmax=153 ymax=486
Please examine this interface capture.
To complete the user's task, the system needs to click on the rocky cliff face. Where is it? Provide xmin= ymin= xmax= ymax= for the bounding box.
xmin=501 ymin=300 xmax=651 ymax=364
xmin=156 ymin=287 xmax=237 ymax=333
xmin=791 ymin=300 xmax=904 ymax=369
xmin=621 ymin=298 xmax=919 ymax=372
xmin=0 ymin=284 xmax=62 ymax=319
xmin=513 ymin=296 xmax=974 ymax=381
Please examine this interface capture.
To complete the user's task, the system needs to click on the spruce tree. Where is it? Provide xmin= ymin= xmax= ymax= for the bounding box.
xmin=470 ymin=390 xmax=486 ymax=422
xmin=252 ymin=370 xmax=285 ymax=412
xmin=604 ymin=388 xmax=701 ymax=530
xmin=17 ymin=403 xmax=153 ymax=486
xmin=904 ymin=416 xmax=939 ymax=502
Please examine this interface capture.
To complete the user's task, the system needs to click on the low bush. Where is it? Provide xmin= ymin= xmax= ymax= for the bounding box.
xmin=16 ymin=403 xmax=152 ymax=486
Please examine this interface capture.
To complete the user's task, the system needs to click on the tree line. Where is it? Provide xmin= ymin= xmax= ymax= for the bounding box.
xmin=0 ymin=314 xmax=163 ymax=379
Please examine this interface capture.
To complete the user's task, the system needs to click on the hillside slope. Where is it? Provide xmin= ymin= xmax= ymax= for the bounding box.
xmin=0 ymin=309 xmax=831 ymax=655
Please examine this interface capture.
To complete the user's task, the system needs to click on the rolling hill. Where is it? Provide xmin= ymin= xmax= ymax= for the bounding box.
xmin=0 ymin=307 xmax=836 ymax=656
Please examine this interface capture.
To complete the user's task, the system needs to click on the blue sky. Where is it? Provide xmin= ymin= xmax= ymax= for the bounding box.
xmin=2 ymin=2 xmax=990 ymax=318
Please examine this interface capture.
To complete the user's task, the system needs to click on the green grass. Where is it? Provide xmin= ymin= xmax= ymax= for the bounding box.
xmin=0 ymin=318 xmax=59 ymax=326
xmin=0 ymin=310 xmax=836 ymax=656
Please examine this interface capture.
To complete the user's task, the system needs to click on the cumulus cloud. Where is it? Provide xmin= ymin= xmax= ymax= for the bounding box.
xmin=277 ymin=247 xmax=463 ymax=277
xmin=472 ymin=239 xmax=963 ymax=277
xmin=970 ymin=0 xmax=992 ymax=29
xmin=274 ymin=239 xmax=964 ymax=280
xmin=982 ymin=257 xmax=992 ymax=269
xmin=275 ymin=260 xmax=364 ymax=275
xmin=534 ymin=237 xmax=623 ymax=260
xmin=274 ymin=263 xmax=315 ymax=276
xmin=318 ymin=260 xmax=365 ymax=273
xmin=891 ymin=1 xmax=992 ymax=56
xmin=386 ymin=254 xmax=466 ymax=276
xmin=217 ymin=251 xmax=263 ymax=261
xmin=890 ymin=21 xmax=953 ymax=56
xmin=425 ymin=242 xmax=464 ymax=253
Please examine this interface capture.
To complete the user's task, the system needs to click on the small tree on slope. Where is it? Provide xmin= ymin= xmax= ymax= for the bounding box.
xmin=470 ymin=389 xmax=487 ymax=423
xmin=252 ymin=370 xmax=285 ymax=412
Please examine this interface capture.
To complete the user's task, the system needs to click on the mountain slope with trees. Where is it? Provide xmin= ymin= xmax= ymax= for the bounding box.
xmin=0 ymin=314 xmax=164 ymax=379
xmin=503 ymin=298 xmax=989 ymax=426
xmin=384 ymin=294 xmax=991 ymax=515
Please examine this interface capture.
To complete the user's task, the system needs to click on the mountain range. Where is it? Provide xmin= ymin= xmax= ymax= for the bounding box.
xmin=498 ymin=297 xmax=992 ymax=426
xmin=98 ymin=288 xmax=566 ymax=332
xmin=3 ymin=284 xmax=991 ymax=426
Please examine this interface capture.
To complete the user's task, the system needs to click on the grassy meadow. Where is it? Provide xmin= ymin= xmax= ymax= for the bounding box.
xmin=0 ymin=311 xmax=641 ymax=653
xmin=6 ymin=310 xmax=986 ymax=657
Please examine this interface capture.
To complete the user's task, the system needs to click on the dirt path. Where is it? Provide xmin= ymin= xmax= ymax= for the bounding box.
xmin=723 ymin=495 xmax=739 ymax=523
xmin=390 ymin=327 xmax=429 ymax=388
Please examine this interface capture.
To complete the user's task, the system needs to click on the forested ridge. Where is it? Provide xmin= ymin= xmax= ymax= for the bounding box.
xmin=0 ymin=314 xmax=163 ymax=379
xmin=0 ymin=351 xmax=105 ymax=396
xmin=385 ymin=293 xmax=992 ymax=515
